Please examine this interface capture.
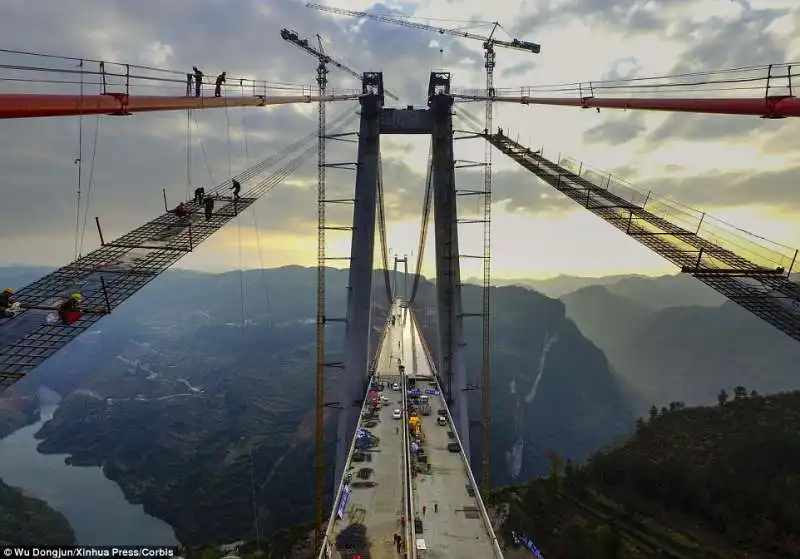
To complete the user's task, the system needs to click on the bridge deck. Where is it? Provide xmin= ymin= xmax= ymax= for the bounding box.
xmin=401 ymin=306 xmax=433 ymax=379
xmin=320 ymin=302 xmax=502 ymax=558
xmin=401 ymin=309 xmax=502 ymax=558
xmin=323 ymin=304 xmax=409 ymax=558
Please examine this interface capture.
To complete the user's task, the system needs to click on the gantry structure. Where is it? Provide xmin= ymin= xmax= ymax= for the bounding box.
xmin=1 ymin=23 xmax=800 ymax=559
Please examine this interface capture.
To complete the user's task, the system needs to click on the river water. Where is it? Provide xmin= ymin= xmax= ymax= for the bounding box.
xmin=0 ymin=389 xmax=178 ymax=546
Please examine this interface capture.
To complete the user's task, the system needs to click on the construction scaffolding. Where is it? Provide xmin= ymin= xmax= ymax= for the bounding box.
xmin=488 ymin=133 xmax=800 ymax=342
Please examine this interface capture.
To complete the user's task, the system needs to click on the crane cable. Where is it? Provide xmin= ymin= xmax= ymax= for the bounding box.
xmin=221 ymin=96 xmax=248 ymax=344
xmin=193 ymin=111 xmax=216 ymax=185
xmin=71 ymin=56 xmax=101 ymax=274
xmin=73 ymin=59 xmax=84 ymax=263
xmin=241 ymin=78 xmax=275 ymax=330
xmin=186 ymin=109 xmax=192 ymax=201
xmin=78 ymin=114 xmax=100 ymax=259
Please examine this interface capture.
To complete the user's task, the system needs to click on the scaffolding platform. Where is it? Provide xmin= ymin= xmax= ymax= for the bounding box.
xmin=489 ymin=134 xmax=800 ymax=342
xmin=0 ymin=195 xmax=258 ymax=388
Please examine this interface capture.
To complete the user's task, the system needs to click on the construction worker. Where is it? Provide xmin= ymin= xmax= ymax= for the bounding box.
xmin=214 ymin=72 xmax=226 ymax=97
xmin=168 ymin=202 xmax=188 ymax=218
xmin=57 ymin=293 xmax=82 ymax=325
xmin=0 ymin=287 xmax=13 ymax=315
xmin=204 ymin=195 xmax=215 ymax=221
xmin=194 ymin=187 xmax=205 ymax=204
xmin=230 ymin=179 xmax=241 ymax=199
xmin=185 ymin=73 xmax=193 ymax=96
xmin=193 ymin=66 xmax=203 ymax=97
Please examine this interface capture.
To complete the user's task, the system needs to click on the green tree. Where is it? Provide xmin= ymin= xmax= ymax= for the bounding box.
xmin=635 ymin=417 xmax=646 ymax=433
xmin=717 ymin=389 xmax=728 ymax=406
xmin=565 ymin=459 xmax=576 ymax=480
xmin=595 ymin=524 xmax=622 ymax=559
xmin=648 ymin=406 xmax=658 ymax=421
xmin=734 ymin=385 xmax=747 ymax=400
xmin=562 ymin=516 xmax=591 ymax=557
xmin=548 ymin=452 xmax=565 ymax=490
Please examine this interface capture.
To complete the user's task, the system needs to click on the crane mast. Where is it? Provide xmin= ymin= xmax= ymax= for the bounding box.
xmin=281 ymin=27 xmax=330 ymax=553
xmin=481 ymin=27 xmax=497 ymax=497
xmin=313 ymin=33 xmax=327 ymax=555
xmin=307 ymin=2 xmax=540 ymax=495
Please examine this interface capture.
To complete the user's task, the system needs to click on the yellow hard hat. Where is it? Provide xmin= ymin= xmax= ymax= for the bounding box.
xmin=3 ymin=287 xmax=13 ymax=294
xmin=71 ymin=292 xmax=82 ymax=301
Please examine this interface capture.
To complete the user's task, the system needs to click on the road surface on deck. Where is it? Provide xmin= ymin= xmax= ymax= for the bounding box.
xmin=327 ymin=304 xmax=408 ymax=558
xmin=402 ymin=312 xmax=502 ymax=558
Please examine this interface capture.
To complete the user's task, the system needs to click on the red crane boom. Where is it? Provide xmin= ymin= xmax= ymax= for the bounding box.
xmin=0 ymin=92 xmax=360 ymax=119
xmin=451 ymin=93 xmax=800 ymax=118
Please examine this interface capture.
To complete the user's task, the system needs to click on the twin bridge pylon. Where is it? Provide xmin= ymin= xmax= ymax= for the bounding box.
xmin=314 ymin=70 xmax=506 ymax=559
xmin=333 ymin=71 xmax=473 ymax=489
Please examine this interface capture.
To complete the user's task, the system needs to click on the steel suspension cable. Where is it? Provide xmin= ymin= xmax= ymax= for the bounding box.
xmin=376 ymin=156 xmax=392 ymax=303
xmin=242 ymin=110 xmax=357 ymax=199
xmin=409 ymin=145 xmax=434 ymax=305
xmin=204 ymin=110 xmax=355 ymax=197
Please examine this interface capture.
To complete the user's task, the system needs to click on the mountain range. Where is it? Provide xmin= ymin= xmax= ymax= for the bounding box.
xmin=557 ymin=274 xmax=800 ymax=406
xmin=1 ymin=265 xmax=797 ymax=546
xmin=410 ymin=279 xmax=644 ymax=486
xmin=0 ymin=265 xmax=638 ymax=545
xmin=466 ymin=272 xmax=727 ymax=308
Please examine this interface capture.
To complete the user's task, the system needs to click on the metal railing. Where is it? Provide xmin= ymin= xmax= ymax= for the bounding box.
xmin=557 ymin=155 xmax=798 ymax=274
xmin=401 ymin=349 xmax=416 ymax=557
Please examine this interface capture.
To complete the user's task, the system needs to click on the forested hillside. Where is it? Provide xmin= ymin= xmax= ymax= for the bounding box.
xmin=495 ymin=387 xmax=800 ymax=558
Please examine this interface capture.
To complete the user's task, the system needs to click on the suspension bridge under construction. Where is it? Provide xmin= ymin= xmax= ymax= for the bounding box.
xmin=1 ymin=6 xmax=800 ymax=559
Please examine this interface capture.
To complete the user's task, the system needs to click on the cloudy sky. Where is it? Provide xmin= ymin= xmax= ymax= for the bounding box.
xmin=1 ymin=0 xmax=799 ymax=281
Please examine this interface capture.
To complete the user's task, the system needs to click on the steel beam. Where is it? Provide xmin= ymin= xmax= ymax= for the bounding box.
xmin=0 ymin=93 xmax=360 ymax=119
xmin=335 ymin=86 xmax=382 ymax=487
xmin=379 ymin=108 xmax=432 ymax=134
xmin=452 ymin=93 xmax=800 ymax=119
xmin=430 ymin=89 xmax=471 ymax=457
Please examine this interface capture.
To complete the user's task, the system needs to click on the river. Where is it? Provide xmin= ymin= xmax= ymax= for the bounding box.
xmin=0 ymin=388 xmax=178 ymax=546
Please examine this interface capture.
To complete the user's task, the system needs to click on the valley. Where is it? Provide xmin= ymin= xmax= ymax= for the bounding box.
xmin=1 ymin=266 xmax=798 ymax=551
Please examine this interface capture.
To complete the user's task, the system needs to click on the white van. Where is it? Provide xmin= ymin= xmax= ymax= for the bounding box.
xmin=437 ymin=415 xmax=447 ymax=426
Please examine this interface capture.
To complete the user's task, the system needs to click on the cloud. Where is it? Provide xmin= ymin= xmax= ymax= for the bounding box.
xmin=645 ymin=4 xmax=794 ymax=143
xmin=1 ymin=0 xmax=800 ymax=276
xmin=519 ymin=0 xmax=683 ymax=37
xmin=645 ymin=165 xmax=800 ymax=211
xmin=0 ymin=0 xmax=488 ymax=249
xmin=501 ymin=60 xmax=536 ymax=78
xmin=583 ymin=112 xmax=646 ymax=144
